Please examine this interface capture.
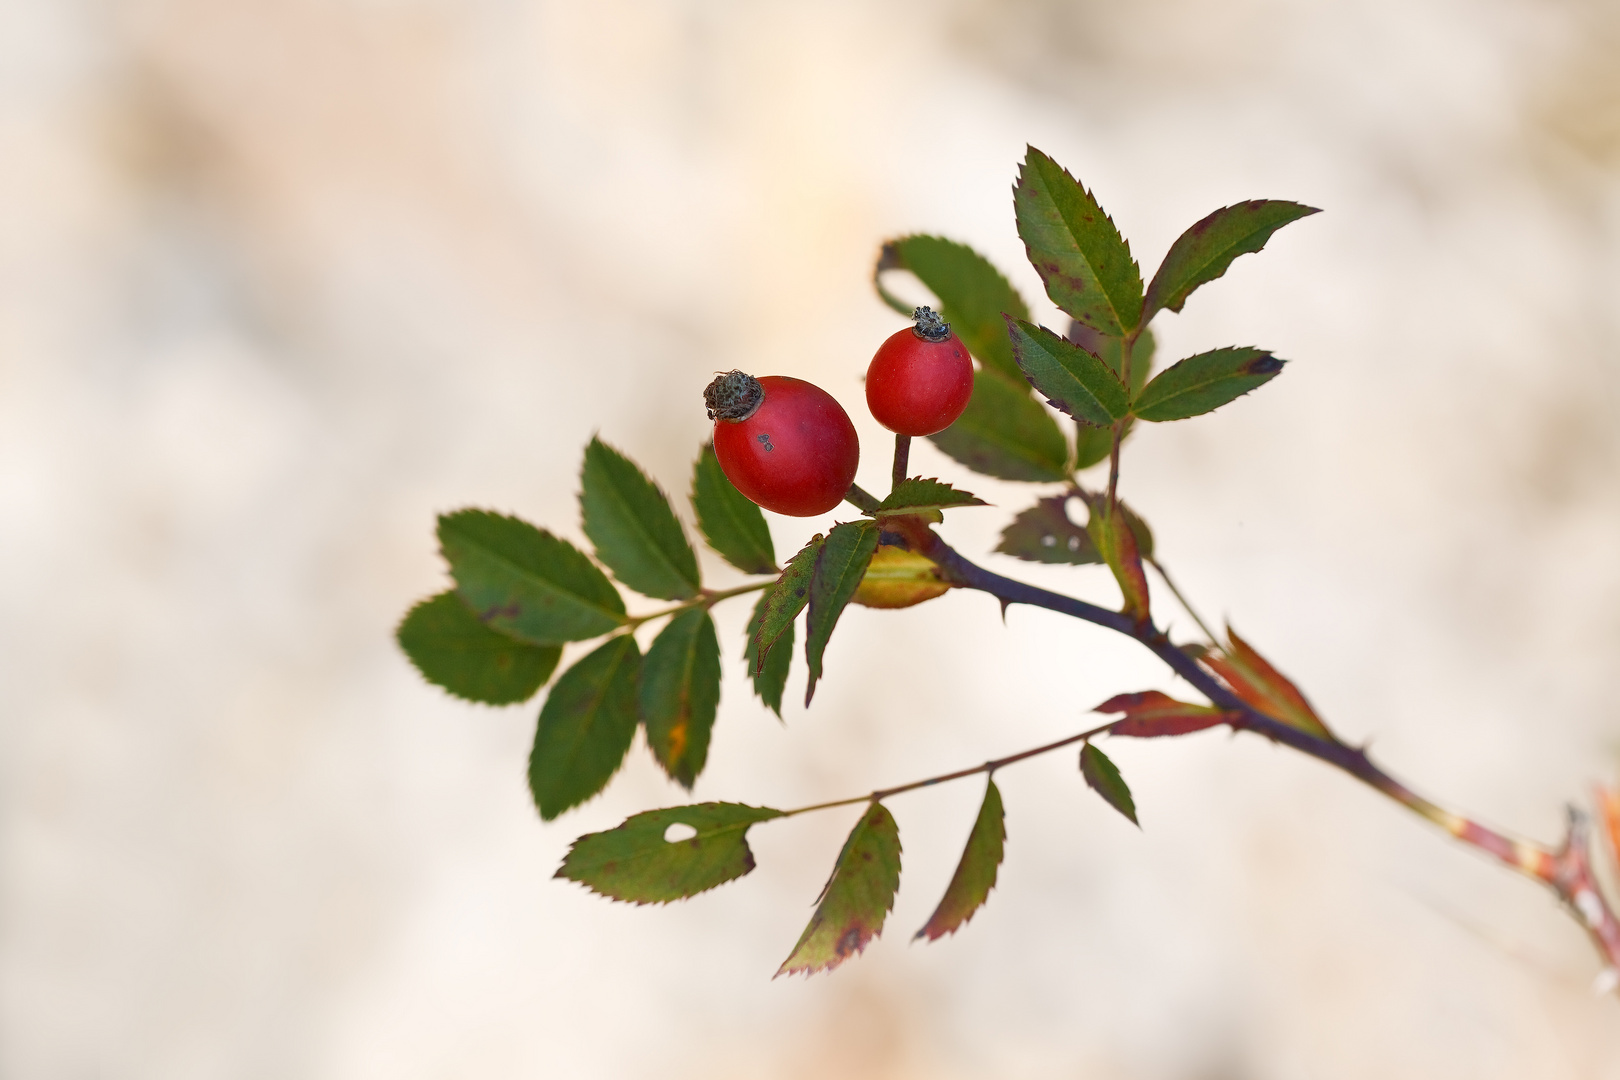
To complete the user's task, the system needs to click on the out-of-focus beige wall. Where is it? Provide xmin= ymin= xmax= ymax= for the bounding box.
xmin=3 ymin=0 xmax=1619 ymax=1076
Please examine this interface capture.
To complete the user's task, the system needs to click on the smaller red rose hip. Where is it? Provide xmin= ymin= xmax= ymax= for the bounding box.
xmin=865 ymin=306 xmax=974 ymax=437
xmin=704 ymin=370 xmax=860 ymax=517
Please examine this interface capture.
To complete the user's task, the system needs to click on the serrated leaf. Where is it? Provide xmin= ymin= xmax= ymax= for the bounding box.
xmin=1143 ymin=200 xmax=1320 ymax=322
xmin=1015 ymin=147 xmax=1143 ymax=336
xmin=804 ymin=520 xmax=880 ymax=706
xmin=874 ymin=235 xmax=1030 ymax=382
xmin=1085 ymin=498 xmax=1150 ymax=621
xmin=752 ymin=534 xmax=823 ymax=671
xmin=1094 ymin=690 xmax=1233 ymax=738
xmin=1008 ymin=317 xmax=1129 ymax=426
xmin=916 ymin=779 xmax=1005 ymax=942
xmin=1133 ymin=347 xmax=1285 ymax=422
xmin=529 ymin=634 xmax=641 ymax=819
xmin=852 ymin=544 xmax=951 ymax=609
xmin=581 ymin=437 xmax=701 ymax=600
xmin=397 ymin=591 xmax=561 ymax=705
xmin=440 ymin=509 xmax=626 ymax=644
xmin=995 ymin=496 xmax=1100 ymax=565
xmin=692 ymin=442 xmax=776 ymax=576
xmin=1080 ymin=743 xmax=1138 ymax=826
xmin=1202 ymin=626 xmax=1334 ymax=741
xmin=1069 ymin=322 xmax=1157 ymax=397
xmin=556 ymin=802 xmax=784 ymax=904
xmin=640 ymin=608 xmax=722 ymax=789
xmin=876 ymin=477 xmax=988 ymax=516
xmin=744 ymin=590 xmax=793 ymax=719
xmin=929 ymin=369 xmax=1070 ymax=483
xmin=776 ymin=802 xmax=902 ymax=977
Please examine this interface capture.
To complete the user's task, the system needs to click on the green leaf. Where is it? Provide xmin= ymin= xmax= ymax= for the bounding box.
xmin=440 ymin=510 xmax=626 ymax=645
xmin=556 ymin=802 xmax=784 ymax=904
xmin=777 ymin=802 xmax=902 ymax=976
xmin=580 ymin=437 xmax=701 ymax=600
xmin=995 ymin=496 xmax=1100 ymax=565
xmin=1133 ymin=347 xmax=1285 ymax=422
xmin=804 ymin=520 xmax=881 ymax=706
xmin=1142 ymin=200 xmax=1320 ymax=323
xmin=1068 ymin=322 xmax=1157 ymax=397
xmin=1014 ymin=146 xmax=1143 ymax=336
xmin=875 ymin=477 xmax=988 ymax=516
xmin=640 ymin=608 xmax=722 ymax=789
xmin=752 ymin=534 xmax=823 ymax=670
xmin=928 ymin=369 xmax=1070 ymax=483
xmin=874 ymin=235 xmax=1030 ymax=382
xmin=1080 ymin=743 xmax=1138 ymax=826
xmin=916 ymin=779 xmax=1005 ymax=941
xmin=397 ymin=591 xmax=562 ymax=704
xmin=1086 ymin=497 xmax=1151 ymax=621
xmin=529 ymin=634 xmax=641 ymax=820
xmin=1007 ymin=317 xmax=1129 ymax=427
xmin=744 ymin=591 xmax=793 ymax=719
xmin=691 ymin=442 xmax=776 ymax=576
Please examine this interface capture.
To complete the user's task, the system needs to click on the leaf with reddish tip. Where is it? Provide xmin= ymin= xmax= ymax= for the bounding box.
xmin=1133 ymin=347 xmax=1285 ymax=422
xmin=639 ymin=608 xmax=721 ymax=789
xmin=803 ymin=520 xmax=881 ymax=706
xmin=777 ymin=803 xmax=902 ymax=977
xmin=996 ymin=496 xmax=1100 ymax=565
xmin=1014 ymin=147 xmax=1143 ymax=336
xmin=1080 ymin=743 xmax=1138 ymax=826
xmin=1142 ymin=200 xmax=1320 ymax=323
xmin=751 ymin=534 xmax=823 ymax=672
xmin=1085 ymin=498 xmax=1150 ymax=621
xmin=873 ymin=235 xmax=1031 ymax=383
xmin=556 ymin=802 xmax=783 ymax=904
xmin=1094 ymin=690 xmax=1233 ymax=738
xmin=916 ymin=779 xmax=1005 ymax=942
xmin=1007 ymin=317 xmax=1129 ymax=427
xmin=1202 ymin=626 xmax=1335 ymax=741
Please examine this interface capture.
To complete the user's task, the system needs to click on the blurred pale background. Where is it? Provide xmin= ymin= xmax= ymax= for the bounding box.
xmin=3 ymin=0 xmax=1620 ymax=1076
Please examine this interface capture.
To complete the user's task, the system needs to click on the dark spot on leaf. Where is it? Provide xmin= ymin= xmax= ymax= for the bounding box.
xmin=862 ymin=851 xmax=872 ymax=862
xmin=1245 ymin=355 xmax=1284 ymax=375
xmin=835 ymin=927 xmax=864 ymax=957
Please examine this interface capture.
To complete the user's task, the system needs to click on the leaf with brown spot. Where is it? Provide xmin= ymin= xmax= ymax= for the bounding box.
xmin=1132 ymin=347 xmax=1285 ymax=422
xmin=1094 ymin=690 xmax=1234 ymax=738
xmin=1202 ymin=626 xmax=1335 ymax=741
xmin=1085 ymin=496 xmax=1150 ymax=622
xmin=639 ymin=608 xmax=721 ymax=789
xmin=776 ymin=803 xmax=902 ymax=977
xmin=556 ymin=802 xmax=783 ymax=904
xmin=916 ymin=779 xmax=1005 ymax=942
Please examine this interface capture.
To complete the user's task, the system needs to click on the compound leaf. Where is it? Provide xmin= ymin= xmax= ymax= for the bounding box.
xmin=995 ymin=496 xmax=1100 ymax=565
xmin=929 ymin=369 xmax=1069 ymax=483
xmin=1080 ymin=743 xmax=1138 ymax=826
xmin=752 ymin=534 xmax=823 ymax=671
xmin=1142 ymin=200 xmax=1320 ymax=323
xmin=1008 ymin=317 xmax=1129 ymax=426
xmin=439 ymin=509 xmax=626 ymax=645
xmin=692 ymin=442 xmax=777 ymax=576
xmin=397 ymin=591 xmax=562 ymax=705
xmin=1095 ymin=690 xmax=1232 ymax=738
xmin=874 ymin=235 xmax=1030 ymax=382
xmin=777 ymin=802 xmax=902 ymax=977
xmin=529 ymin=634 xmax=641 ymax=820
xmin=581 ymin=437 xmax=701 ymax=600
xmin=1015 ymin=146 xmax=1143 ymax=336
xmin=744 ymin=590 xmax=793 ymax=719
xmin=1133 ymin=347 xmax=1285 ymax=422
xmin=876 ymin=477 xmax=988 ymax=516
xmin=556 ymin=802 xmax=784 ymax=904
xmin=916 ymin=779 xmax=1005 ymax=942
xmin=640 ymin=608 xmax=722 ymax=789
xmin=804 ymin=520 xmax=881 ymax=706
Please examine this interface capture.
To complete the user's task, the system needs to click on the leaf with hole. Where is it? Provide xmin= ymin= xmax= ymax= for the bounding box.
xmin=1142 ymin=200 xmax=1320 ymax=323
xmin=751 ymin=534 xmax=822 ymax=672
xmin=876 ymin=477 xmax=988 ymax=517
xmin=1095 ymin=690 xmax=1233 ymax=738
xmin=995 ymin=496 xmax=1099 ymax=565
xmin=744 ymin=590 xmax=793 ymax=719
xmin=397 ymin=591 xmax=562 ymax=704
xmin=692 ymin=442 xmax=776 ymax=576
xmin=1015 ymin=147 xmax=1143 ymax=336
xmin=916 ymin=779 xmax=1005 ymax=942
xmin=640 ymin=607 xmax=722 ymax=789
xmin=1133 ymin=347 xmax=1285 ymax=422
xmin=1008 ymin=317 xmax=1129 ymax=427
xmin=804 ymin=520 xmax=881 ymax=706
xmin=529 ymin=634 xmax=641 ymax=820
xmin=555 ymin=802 xmax=784 ymax=904
xmin=929 ymin=369 xmax=1070 ymax=483
xmin=873 ymin=235 xmax=1030 ymax=382
xmin=1080 ymin=743 xmax=1138 ymax=826
xmin=439 ymin=509 xmax=626 ymax=645
xmin=581 ymin=437 xmax=700 ymax=600
xmin=777 ymin=802 xmax=902 ymax=977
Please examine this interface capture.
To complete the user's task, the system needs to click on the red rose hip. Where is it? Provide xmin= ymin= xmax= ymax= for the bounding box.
xmin=704 ymin=371 xmax=860 ymax=517
xmin=865 ymin=306 xmax=974 ymax=436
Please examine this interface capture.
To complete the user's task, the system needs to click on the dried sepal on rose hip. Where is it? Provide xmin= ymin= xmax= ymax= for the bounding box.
xmin=704 ymin=370 xmax=860 ymax=517
xmin=865 ymin=305 xmax=974 ymax=437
